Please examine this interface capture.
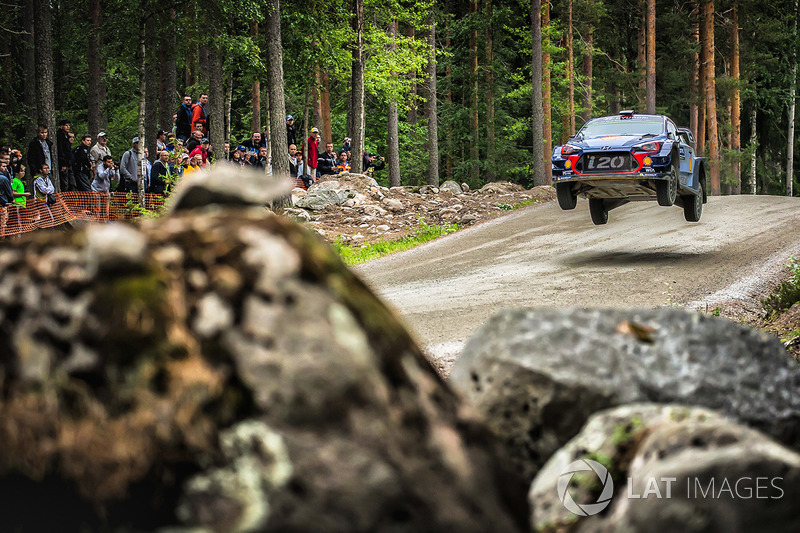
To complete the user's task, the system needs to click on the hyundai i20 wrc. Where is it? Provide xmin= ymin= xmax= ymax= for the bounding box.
xmin=552 ymin=110 xmax=707 ymax=225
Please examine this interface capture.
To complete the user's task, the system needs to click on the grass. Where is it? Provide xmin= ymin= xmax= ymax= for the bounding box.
xmin=333 ymin=221 xmax=460 ymax=265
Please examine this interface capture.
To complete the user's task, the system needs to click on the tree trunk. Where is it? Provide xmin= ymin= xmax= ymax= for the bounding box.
xmin=88 ymin=0 xmax=102 ymax=139
xmin=407 ymin=26 xmax=418 ymax=126
xmin=581 ymin=28 xmax=593 ymax=124
xmin=703 ymin=0 xmax=720 ymax=195
xmin=731 ymin=4 xmax=741 ymax=194
xmin=198 ymin=45 xmax=209 ymax=88
xmin=312 ymin=65 xmax=323 ymax=141
xmin=387 ymin=20 xmax=401 ymax=187
xmin=445 ymin=20 xmax=453 ymax=181
xmin=137 ymin=14 xmax=147 ymax=207
xmin=637 ymin=1 xmax=646 ymax=95
xmin=469 ymin=0 xmax=479 ymax=181
xmin=265 ymin=0 xmax=289 ymax=180
xmin=645 ymin=0 xmax=656 ymax=113
xmin=532 ymin=0 xmax=546 ymax=186
xmin=350 ymin=0 xmax=365 ymax=174
xmin=786 ymin=0 xmax=798 ymax=196
xmin=567 ymin=0 xmax=575 ymax=135
xmin=33 ymin=0 xmax=58 ymax=191
xmin=158 ymin=8 xmax=177 ymax=133
xmin=750 ymin=106 xmax=757 ymax=194
xmin=319 ymin=70 xmax=332 ymax=147
xmin=485 ymin=0 xmax=496 ymax=182
xmin=209 ymin=46 xmax=225 ymax=159
xmin=225 ymin=74 xmax=233 ymax=143
xmin=145 ymin=20 xmax=159 ymax=161
xmin=425 ymin=10 xmax=439 ymax=186
xmin=690 ymin=21 xmax=699 ymax=140
xmin=543 ymin=1 xmax=552 ymax=183
xmin=24 ymin=0 xmax=37 ymax=145
xmin=249 ymin=23 xmax=261 ymax=134
xmin=697 ymin=7 xmax=706 ymax=155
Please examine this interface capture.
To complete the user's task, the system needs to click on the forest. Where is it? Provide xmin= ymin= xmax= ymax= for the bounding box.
xmin=1 ymin=0 xmax=798 ymax=195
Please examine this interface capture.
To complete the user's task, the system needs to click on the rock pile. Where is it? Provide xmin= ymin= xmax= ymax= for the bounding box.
xmin=289 ymin=173 xmax=556 ymax=244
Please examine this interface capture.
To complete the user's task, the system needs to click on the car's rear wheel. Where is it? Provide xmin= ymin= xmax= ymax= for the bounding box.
xmin=683 ymin=188 xmax=703 ymax=222
xmin=556 ymin=183 xmax=577 ymax=210
xmin=656 ymin=166 xmax=679 ymax=207
xmin=589 ymin=198 xmax=608 ymax=225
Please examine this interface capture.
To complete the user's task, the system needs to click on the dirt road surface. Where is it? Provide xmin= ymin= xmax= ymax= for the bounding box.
xmin=355 ymin=196 xmax=800 ymax=372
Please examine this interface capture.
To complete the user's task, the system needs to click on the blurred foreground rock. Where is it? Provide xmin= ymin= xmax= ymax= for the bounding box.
xmin=449 ymin=308 xmax=800 ymax=482
xmin=0 ymin=168 xmax=526 ymax=533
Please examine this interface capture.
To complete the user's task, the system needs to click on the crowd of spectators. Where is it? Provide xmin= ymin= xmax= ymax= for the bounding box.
xmin=0 ymin=93 xmax=386 ymax=212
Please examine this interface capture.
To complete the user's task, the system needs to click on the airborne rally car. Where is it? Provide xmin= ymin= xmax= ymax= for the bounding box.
xmin=552 ymin=110 xmax=706 ymax=225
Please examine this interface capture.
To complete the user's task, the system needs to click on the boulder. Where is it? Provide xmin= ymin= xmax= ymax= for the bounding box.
xmin=295 ymin=188 xmax=344 ymax=210
xmin=0 ymin=171 xmax=527 ymax=532
xmin=449 ymin=308 xmax=800 ymax=482
xmin=530 ymin=404 xmax=800 ymax=533
xmin=170 ymin=165 xmax=292 ymax=211
xmin=381 ymin=198 xmax=404 ymax=213
xmin=418 ymin=185 xmax=439 ymax=195
xmin=439 ymin=180 xmax=463 ymax=195
xmin=283 ymin=208 xmax=312 ymax=223
xmin=461 ymin=182 xmax=470 ymax=192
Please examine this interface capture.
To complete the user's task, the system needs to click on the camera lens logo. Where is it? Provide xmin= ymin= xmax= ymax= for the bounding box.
xmin=557 ymin=459 xmax=614 ymax=516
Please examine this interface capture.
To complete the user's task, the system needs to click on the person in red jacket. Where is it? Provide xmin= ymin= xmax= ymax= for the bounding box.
xmin=191 ymin=93 xmax=210 ymax=137
xmin=306 ymin=127 xmax=320 ymax=178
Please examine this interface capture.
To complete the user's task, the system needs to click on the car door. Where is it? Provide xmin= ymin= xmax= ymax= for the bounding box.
xmin=669 ymin=121 xmax=693 ymax=185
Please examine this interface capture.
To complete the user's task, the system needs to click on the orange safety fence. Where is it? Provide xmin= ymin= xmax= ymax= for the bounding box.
xmin=0 ymin=192 xmax=167 ymax=238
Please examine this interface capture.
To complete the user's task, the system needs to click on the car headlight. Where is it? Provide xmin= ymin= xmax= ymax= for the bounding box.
xmin=561 ymin=144 xmax=581 ymax=155
xmin=633 ymin=141 xmax=661 ymax=152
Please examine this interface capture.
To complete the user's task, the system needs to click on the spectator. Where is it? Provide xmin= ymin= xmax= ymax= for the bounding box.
xmin=33 ymin=163 xmax=55 ymax=199
xmin=342 ymin=137 xmax=351 ymax=153
xmin=289 ymin=146 xmax=300 ymax=177
xmin=93 ymin=154 xmax=119 ymax=192
xmin=223 ymin=141 xmax=230 ymax=161
xmin=156 ymin=130 xmax=167 ymax=152
xmin=184 ymin=153 xmax=203 ymax=177
xmin=12 ymin=164 xmax=29 ymax=207
xmin=254 ymin=146 xmax=270 ymax=172
xmin=72 ymin=134 xmax=94 ymax=192
xmin=185 ymin=129 xmax=203 ymax=154
xmin=229 ymin=147 xmax=245 ymax=167
xmin=306 ymin=127 xmax=320 ymax=178
xmin=176 ymin=95 xmax=193 ymax=141
xmin=191 ymin=93 xmax=210 ymax=137
xmin=363 ymin=151 xmax=386 ymax=173
xmin=189 ymin=138 xmax=210 ymax=166
xmin=148 ymin=150 xmax=170 ymax=195
xmin=56 ymin=120 xmax=76 ymax=192
xmin=27 ymin=125 xmax=53 ymax=182
xmin=317 ymin=142 xmax=337 ymax=176
xmin=336 ymin=150 xmax=351 ymax=173
xmin=119 ymin=137 xmax=140 ymax=193
xmin=241 ymin=131 xmax=265 ymax=161
xmin=90 ymin=132 xmax=112 ymax=170
xmin=286 ymin=115 xmax=296 ymax=147
xmin=0 ymin=159 xmax=16 ymax=206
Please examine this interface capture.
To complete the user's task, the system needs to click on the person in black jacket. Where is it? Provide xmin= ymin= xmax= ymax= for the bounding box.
xmin=27 ymin=125 xmax=53 ymax=182
xmin=286 ymin=115 xmax=296 ymax=147
xmin=72 ymin=134 xmax=94 ymax=192
xmin=176 ymin=95 xmax=194 ymax=141
xmin=148 ymin=150 xmax=170 ymax=195
xmin=363 ymin=151 xmax=386 ymax=173
xmin=56 ymin=120 xmax=76 ymax=192
xmin=317 ymin=142 xmax=338 ymax=176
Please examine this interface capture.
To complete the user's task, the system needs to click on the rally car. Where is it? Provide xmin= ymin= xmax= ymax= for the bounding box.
xmin=552 ymin=110 xmax=706 ymax=225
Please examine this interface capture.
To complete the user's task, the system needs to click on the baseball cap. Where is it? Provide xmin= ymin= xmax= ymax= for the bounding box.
xmin=237 ymin=145 xmax=246 ymax=151
xmin=311 ymin=127 xmax=319 ymax=133
xmin=59 ymin=119 xmax=70 ymax=126
xmin=201 ymin=138 xmax=209 ymax=143
xmin=97 ymin=132 xmax=107 ymax=137
xmin=156 ymin=130 xmax=166 ymax=136
xmin=286 ymin=115 xmax=294 ymax=121
xmin=132 ymin=136 xmax=140 ymax=143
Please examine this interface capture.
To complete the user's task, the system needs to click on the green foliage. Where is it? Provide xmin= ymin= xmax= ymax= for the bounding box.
xmin=333 ymin=220 xmax=460 ymax=265
xmin=762 ymin=256 xmax=800 ymax=316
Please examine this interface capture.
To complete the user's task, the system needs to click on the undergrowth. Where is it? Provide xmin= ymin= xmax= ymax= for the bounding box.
xmin=333 ymin=221 xmax=460 ymax=265
xmin=762 ymin=256 xmax=800 ymax=316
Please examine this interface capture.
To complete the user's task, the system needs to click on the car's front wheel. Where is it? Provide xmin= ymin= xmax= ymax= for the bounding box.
xmin=683 ymin=189 xmax=703 ymax=222
xmin=589 ymin=198 xmax=608 ymax=225
xmin=556 ymin=183 xmax=577 ymax=210
xmin=656 ymin=166 xmax=679 ymax=207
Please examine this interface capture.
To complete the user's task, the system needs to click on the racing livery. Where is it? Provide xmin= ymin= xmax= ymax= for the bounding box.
xmin=552 ymin=110 xmax=706 ymax=225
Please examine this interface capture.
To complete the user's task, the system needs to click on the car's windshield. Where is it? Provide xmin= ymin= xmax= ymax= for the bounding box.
xmin=578 ymin=119 xmax=664 ymax=139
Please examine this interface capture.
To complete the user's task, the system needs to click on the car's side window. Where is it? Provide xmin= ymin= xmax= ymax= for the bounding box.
xmin=666 ymin=121 xmax=677 ymax=140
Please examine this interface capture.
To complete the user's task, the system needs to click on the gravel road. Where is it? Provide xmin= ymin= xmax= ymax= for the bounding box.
xmin=356 ymin=196 xmax=800 ymax=370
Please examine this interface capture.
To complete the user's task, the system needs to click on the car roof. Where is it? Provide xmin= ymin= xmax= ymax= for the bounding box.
xmin=587 ymin=114 xmax=666 ymax=124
